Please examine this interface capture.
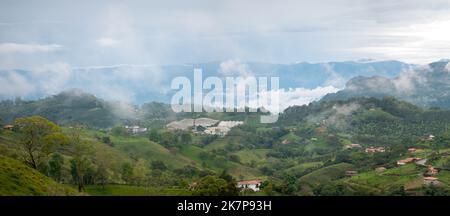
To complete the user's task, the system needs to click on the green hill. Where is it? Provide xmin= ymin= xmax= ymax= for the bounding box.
xmin=0 ymin=156 xmax=79 ymax=196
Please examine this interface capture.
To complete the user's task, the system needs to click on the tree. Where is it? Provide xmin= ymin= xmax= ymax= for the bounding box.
xmin=181 ymin=132 xmax=192 ymax=144
xmin=121 ymin=162 xmax=134 ymax=184
xmin=148 ymin=129 xmax=160 ymax=142
xmin=48 ymin=153 xmax=64 ymax=182
xmin=68 ymin=126 xmax=93 ymax=192
xmin=14 ymin=116 xmax=68 ymax=170
xmin=151 ymin=160 xmax=167 ymax=171
xmin=101 ymin=136 xmax=113 ymax=146
xmin=193 ymin=175 xmax=239 ymax=196
xmin=132 ymin=159 xmax=149 ymax=186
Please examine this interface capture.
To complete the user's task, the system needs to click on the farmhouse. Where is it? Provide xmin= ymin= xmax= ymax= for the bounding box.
xmin=236 ymin=180 xmax=263 ymax=192
xmin=281 ymin=139 xmax=291 ymax=145
xmin=365 ymin=147 xmax=385 ymax=153
xmin=345 ymin=143 xmax=362 ymax=149
xmin=423 ymin=177 xmax=440 ymax=185
xmin=124 ymin=125 xmax=147 ymax=135
xmin=3 ymin=124 xmax=14 ymax=131
xmin=375 ymin=167 xmax=387 ymax=173
xmin=408 ymin=148 xmax=418 ymax=153
xmin=427 ymin=166 xmax=439 ymax=176
xmin=397 ymin=157 xmax=422 ymax=165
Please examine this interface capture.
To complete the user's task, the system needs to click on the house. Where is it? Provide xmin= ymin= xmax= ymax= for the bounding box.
xmin=422 ymin=134 xmax=435 ymax=141
xmin=204 ymin=126 xmax=230 ymax=137
xmin=345 ymin=171 xmax=358 ymax=177
xmin=408 ymin=148 xmax=418 ymax=153
xmin=375 ymin=167 xmax=387 ymax=173
xmin=345 ymin=143 xmax=362 ymax=149
xmin=365 ymin=147 xmax=385 ymax=153
xmin=281 ymin=139 xmax=291 ymax=145
xmin=3 ymin=124 xmax=14 ymax=131
xmin=423 ymin=177 xmax=440 ymax=185
xmin=237 ymin=180 xmax=263 ymax=192
xmin=124 ymin=125 xmax=148 ymax=134
xmin=415 ymin=158 xmax=427 ymax=166
xmin=397 ymin=157 xmax=422 ymax=165
xmin=427 ymin=166 xmax=439 ymax=176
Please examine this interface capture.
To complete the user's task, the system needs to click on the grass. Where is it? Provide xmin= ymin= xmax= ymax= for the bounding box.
xmin=111 ymin=135 xmax=199 ymax=169
xmin=232 ymin=149 xmax=271 ymax=165
xmin=0 ymin=156 xmax=79 ymax=196
xmin=85 ymin=185 xmax=191 ymax=196
xmin=344 ymin=164 xmax=423 ymax=192
xmin=298 ymin=163 xmax=355 ymax=188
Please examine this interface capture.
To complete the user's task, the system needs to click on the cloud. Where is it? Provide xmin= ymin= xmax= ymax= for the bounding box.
xmin=245 ymin=85 xmax=340 ymax=113
xmin=96 ymin=37 xmax=120 ymax=47
xmin=219 ymin=60 xmax=253 ymax=77
xmin=0 ymin=43 xmax=62 ymax=54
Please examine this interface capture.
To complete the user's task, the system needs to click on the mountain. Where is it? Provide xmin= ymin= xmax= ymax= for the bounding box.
xmin=322 ymin=60 xmax=450 ymax=109
xmin=0 ymin=60 xmax=413 ymax=104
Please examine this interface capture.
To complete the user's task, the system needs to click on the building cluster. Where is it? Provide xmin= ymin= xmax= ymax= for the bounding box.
xmin=166 ymin=118 xmax=243 ymax=137
xmin=236 ymin=180 xmax=263 ymax=192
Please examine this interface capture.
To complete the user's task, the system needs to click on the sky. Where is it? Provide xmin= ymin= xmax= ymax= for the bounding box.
xmin=1 ymin=0 xmax=450 ymax=69
xmin=1 ymin=0 xmax=450 ymax=109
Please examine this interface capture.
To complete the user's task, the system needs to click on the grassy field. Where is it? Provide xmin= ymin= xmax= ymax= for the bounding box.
xmin=0 ymin=156 xmax=79 ymax=196
xmin=85 ymin=185 xmax=191 ymax=196
xmin=297 ymin=163 xmax=355 ymax=188
xmin=111 ymin=135 xmax=199 ymax=169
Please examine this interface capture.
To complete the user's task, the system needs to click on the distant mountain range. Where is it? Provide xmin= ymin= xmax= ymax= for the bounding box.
xmin=322 ymin=60 xmax=450 ymax=109
xmin=0 ymin=60 xmax=414 ymax=104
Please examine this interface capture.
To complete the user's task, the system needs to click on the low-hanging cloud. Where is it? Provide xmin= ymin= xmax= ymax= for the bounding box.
xmin=0 ymin=43 xmax=62 ymax=54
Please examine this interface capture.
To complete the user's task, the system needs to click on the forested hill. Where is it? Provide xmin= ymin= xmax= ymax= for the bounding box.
xmin=322 ymin=60 xmax=450 ymax=109
xmin=0 ymin=89 xmax=177 ymax=128
xmin=279 ymin=97 xmax=450 ymax=143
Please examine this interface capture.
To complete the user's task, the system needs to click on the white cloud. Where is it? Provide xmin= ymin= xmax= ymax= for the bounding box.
xmin=246 ymin=85 xmax=340 ymax=113
xmin=0 ymin=43 xmax=62 ymax=54
xmin=219 ymin=60 xmax=253 ymax=77
xmin=96 ymin=37 xmax=120 ymax=47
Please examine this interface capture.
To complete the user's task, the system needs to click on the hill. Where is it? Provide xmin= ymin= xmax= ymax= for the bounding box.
xmin=322 ymin=60 xmax=450 ymax=109
xmin=0 ymin=156 xmax=79 ymax=195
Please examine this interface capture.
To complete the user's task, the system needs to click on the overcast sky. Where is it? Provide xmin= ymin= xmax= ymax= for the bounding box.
xmin=1 ymin=0 xmax=450 ymax=68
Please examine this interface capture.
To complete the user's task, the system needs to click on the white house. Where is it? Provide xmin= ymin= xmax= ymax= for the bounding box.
xmin=125 ymin=125 xmax=147 ymax=134
xmin=236 ymin=180 xmax=263 ymax=192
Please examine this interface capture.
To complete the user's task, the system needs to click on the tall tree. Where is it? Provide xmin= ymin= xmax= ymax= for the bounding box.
xmin=14 ymin=116 xmax=67 ymax=169
xmin=48 ymin=153 xmax=64 ymax=182
xmin=68 ymin=126 xmax=93 ymax=192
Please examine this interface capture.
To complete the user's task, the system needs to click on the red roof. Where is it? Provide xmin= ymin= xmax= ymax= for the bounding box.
xmin=237 ymin=180 xmax=262 ymax=185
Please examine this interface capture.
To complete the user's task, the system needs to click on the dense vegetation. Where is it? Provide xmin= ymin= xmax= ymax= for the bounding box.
xmin=2 ymin=92 xmax=450 ymax=196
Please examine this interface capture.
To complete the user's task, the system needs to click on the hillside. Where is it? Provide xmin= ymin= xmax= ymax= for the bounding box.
xmin=322 ymin=60 xmax=450 ymax=109
xmin=0 ymin=156 xmax=79 ymax=196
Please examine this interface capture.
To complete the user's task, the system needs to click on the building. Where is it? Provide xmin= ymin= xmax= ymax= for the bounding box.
xmin=124 ymin=125 xmax=147 ymax=134
xmin=237 ymin=180 xmax=263 ymax=192
xmin=281 ymin=139 xmax=291 ymax=145
xmin=397 ymin=157 xmax=422 ymax=165
xmin=427 ymin=166 xmax=439 ymax=176
xmin=345 ymin=171 xmax=358 ymax=177
xmin=345 ymin=143 xmax=362 ymax=149
xmin=3 ymin=124 xmax=14 ymax=131
xmin=375 ymin=167 xmax=387 ymax=173
xmin=217 ymin=121 xmax=244 ymax=128
xmin=365 ymin=147 xmax=385 ymax=153
xmin=408 ymin=148 xmax=418 ymax=153
xmin=204 ymin=126 xmax=230 ymax=137
xmin=423 ymin=177 xmax=440 ymax=185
